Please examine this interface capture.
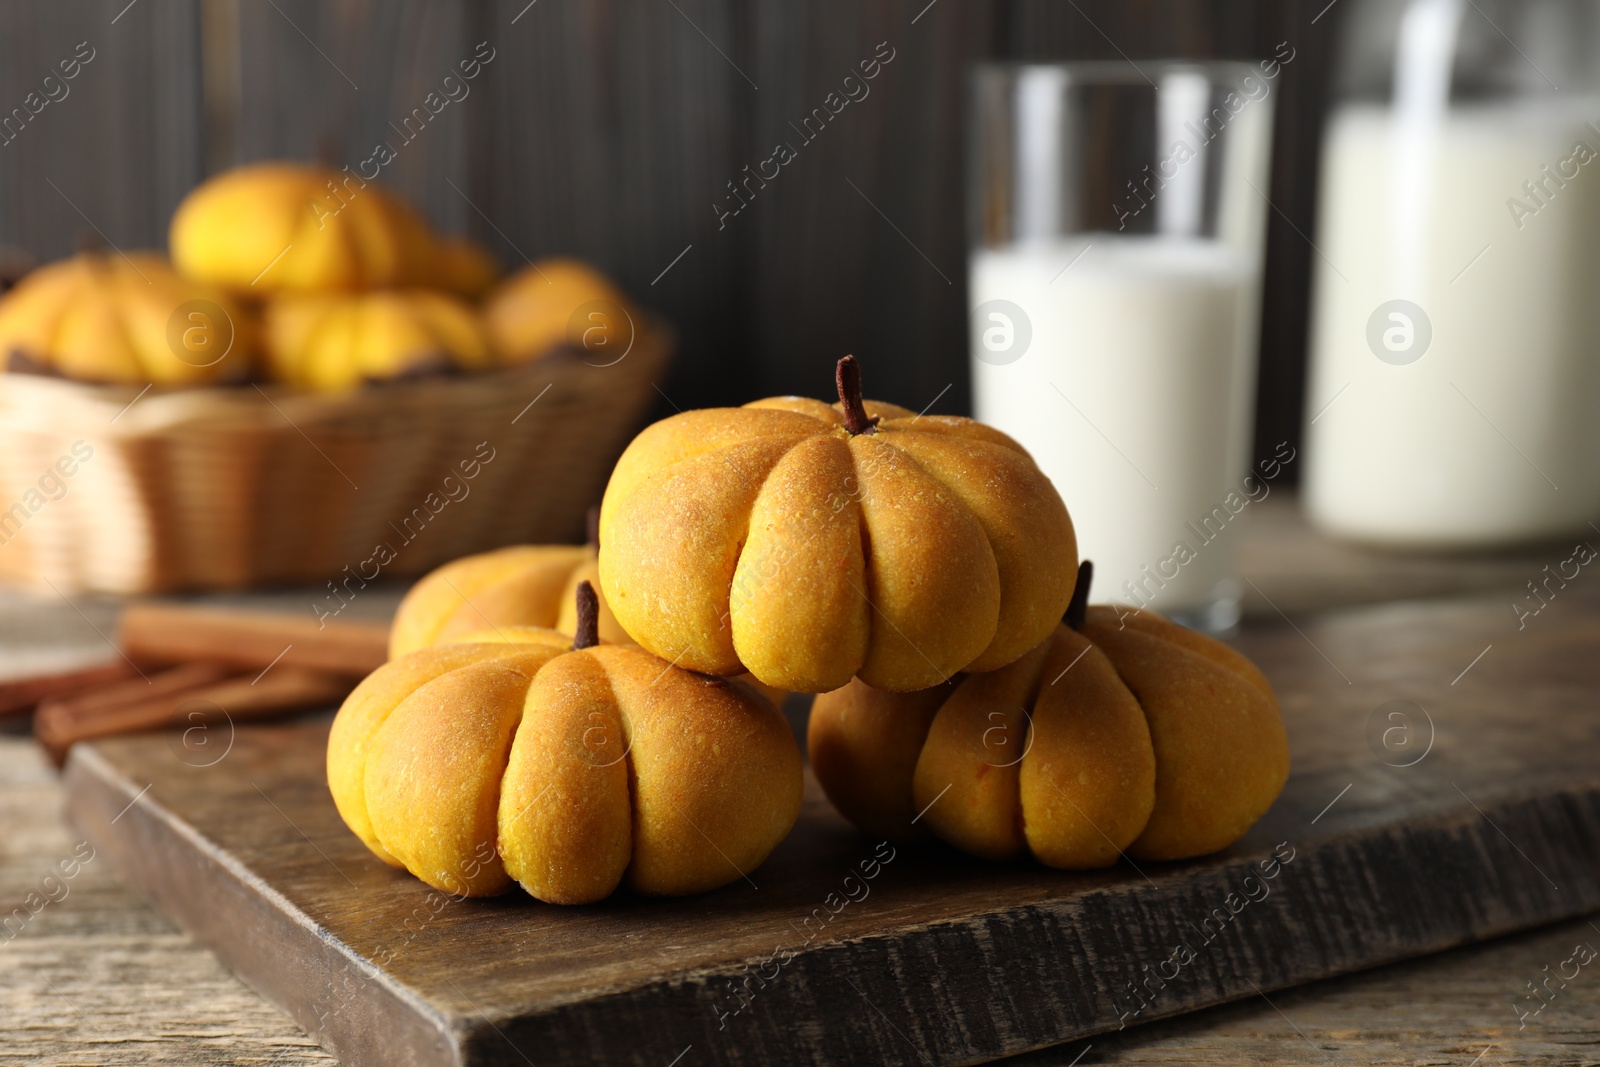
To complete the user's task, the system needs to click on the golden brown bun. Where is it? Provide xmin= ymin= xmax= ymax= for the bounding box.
xmin=811 ymin=624 xmax=1156 ymax=869
xmin=810 ymin=592 xmax=1287 ymax=867
xmin=484 ymin=258 xmax=631 ymax=366
xmin=261 ymin=289 xmax=492 ymax=391
xmin=391 ymin=545 xmax=791 ymax=713
xmin=599 ymin=368 xmax=1077 ymax=694
xmin=328 ymin=630 xmax=802 ymax=903
xmin=171 ymin=162 xmax=438 ymax=294
xmin=0 ymin=252 xmax=253 ymax=385
xmin=449 ymin=623 xmax=790 ymax=713
xmin=806 ymin=679 xmax=954 ymax=845
xmin=1080 ymin=606 xmax=1289 ymax=860
xmin=170 ymin=161 xmax=497 ymax=299
xmin=327 ymin=639 xmax=557 ymax=872
xmin=388 ymin=544 xmax=628 ymax=658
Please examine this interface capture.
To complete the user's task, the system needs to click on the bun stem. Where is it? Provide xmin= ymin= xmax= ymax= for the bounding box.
xmin=572 ymin=581 xmax=600 ymax=650
xmin=835 ymin=355 xmax=879 ymax=436
xmin=1065 ymin=560 xmax=1093 ymax=631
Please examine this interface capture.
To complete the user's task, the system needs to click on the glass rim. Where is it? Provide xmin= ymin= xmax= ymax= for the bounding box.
xmin=970 ymin=59 xmax=1268 ymax=84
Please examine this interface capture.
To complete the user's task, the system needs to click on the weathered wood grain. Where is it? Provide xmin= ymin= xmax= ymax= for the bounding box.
xmin=0 ymin=0 xmax=202 ymax=260
xmin=59 ymin=583 xmax=1600 ymax=1066
xmin=737 ymin=0 xmax=1002 ymax=413
xmin=473 ymin=0 xmax=761 ymax=413
xmin=0 ymin=730 xmax=337 ymax=1066
xmin=1010 ymin=912 xmax=1600 ymax=1064
xmin=230 ymin=0 xmax=480 ymax=234
xmin=11 ymin=698 xmax=1600 ymax=1067
xmin=5 ymin=497 xmax=1599 ymax=1064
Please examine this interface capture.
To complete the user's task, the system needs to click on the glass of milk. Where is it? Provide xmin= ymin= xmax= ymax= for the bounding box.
xmin=969 ymin=62 xmax=1276 ymax=632
xmin=1305 ymin=0 xmax=1600 ymax=546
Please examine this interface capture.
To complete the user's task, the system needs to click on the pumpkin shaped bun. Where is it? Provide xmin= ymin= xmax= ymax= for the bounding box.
xmin=261 ymin=289 xmax=492 ymax=391
xmin=484 ymin=258 xmax=633 ymax=366
xmin=171 ymin=162 xmax=454 ymax=294
xmin=0 ymin=251 xmax=251 ymax=385
xmin=389 ymin=539 xmax=627 ymax=658
xmin=390 ymin=532 xmax=792 ymax=713
xmin=329 ymin=583 xmax=803 ymax=904
xmin=598 ymin=356 xmax=1078 ymax=694
xmin=809 ymin=562 xmax=1289 ymax=865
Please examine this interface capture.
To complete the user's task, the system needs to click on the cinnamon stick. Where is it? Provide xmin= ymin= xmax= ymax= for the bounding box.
xmin=34 ymin=662 xmax=232 ymax=764
xmin=0 ymin=660 xmax=138 ymax=719
xmin=117 ymin=604 xmax=389 ymax=679
xmin=35 ymin=662 xmax=351 ymax=766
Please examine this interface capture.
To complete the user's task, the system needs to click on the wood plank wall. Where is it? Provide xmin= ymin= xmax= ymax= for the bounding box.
xmin=0 ymin=0 xmax=1346 ymax=477
xmin=0 ymin=2 xmax=201 ymax=263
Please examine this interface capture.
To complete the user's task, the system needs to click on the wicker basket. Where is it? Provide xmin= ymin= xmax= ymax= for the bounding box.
xmin=0 ymin=324 xmax=669 ymax=594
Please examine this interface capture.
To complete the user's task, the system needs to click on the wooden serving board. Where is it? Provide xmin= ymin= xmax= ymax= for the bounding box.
xmin=64 ymin=590 xmax=1600 ymax=1067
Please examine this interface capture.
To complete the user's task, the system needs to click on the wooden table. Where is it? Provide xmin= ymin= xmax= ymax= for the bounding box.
xmin=4 ymin=496 xmax=1595 ymax=1065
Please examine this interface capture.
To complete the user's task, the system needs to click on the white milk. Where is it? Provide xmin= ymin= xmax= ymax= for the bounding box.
xmin=971 ymin=237 xmax=1261 ymax=626
xmin=1305 ymin=102 xmax=1600 ymax=545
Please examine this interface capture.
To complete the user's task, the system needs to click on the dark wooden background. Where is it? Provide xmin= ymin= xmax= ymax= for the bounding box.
xmin=0 ymin=0 xmax=1344 ymax=476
